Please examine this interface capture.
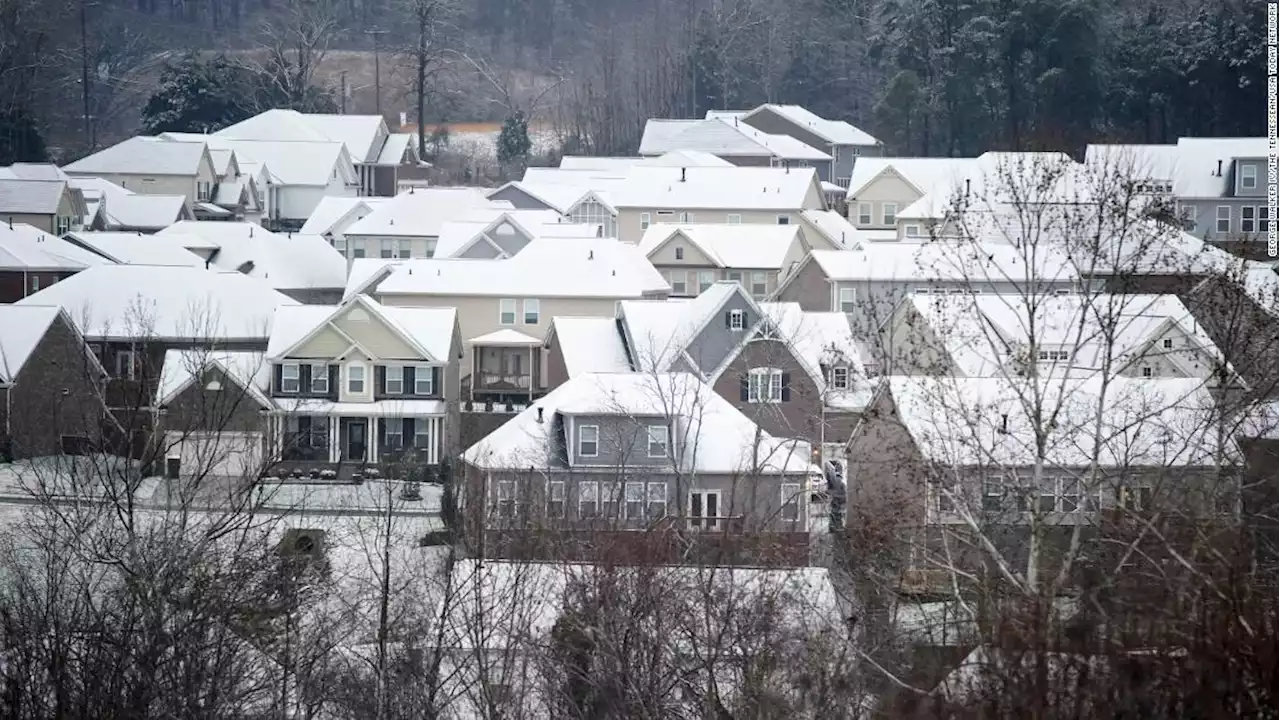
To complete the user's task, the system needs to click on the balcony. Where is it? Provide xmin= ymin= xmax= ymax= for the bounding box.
xmin=468 ymin=329 xmax=544 ymax=403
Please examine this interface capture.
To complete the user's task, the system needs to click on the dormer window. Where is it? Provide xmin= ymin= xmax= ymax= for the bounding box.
xmin=1162 ymin=338 xmax=1173 ymax=350
xmin=830 ymin=366 xmax=849 ymax=390
xmin=281 ymin=363 xmax=300 ymax=393
xmin=578 ymin=425 xmax=599 ymax=458
xmin=1242 ymin=164 xmax=1257 ymax=190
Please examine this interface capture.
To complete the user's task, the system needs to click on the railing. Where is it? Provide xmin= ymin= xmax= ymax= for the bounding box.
xmin=475 ymin=372 xmax=532 ymax=390
xmin=463 ymin=400 xmax=532 ymax=414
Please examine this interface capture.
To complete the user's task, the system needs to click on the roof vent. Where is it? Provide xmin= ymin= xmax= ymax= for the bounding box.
xmin=536 ymin=406 xmax=544 ymax=423
xmin=588 ymin=250 xmax=594 ymax=260
xmin=1216 ymin=159 xmax=1223 ymax=177
xmin=390 ymin=218 xmax=395 ymax=225
xmin=680 ymin=167 xmax=687 ymax=182
xmin=249 ymin=226 xmax=254 ymax=238
xmin=998 ymin=413 xmax=1009 ymax=434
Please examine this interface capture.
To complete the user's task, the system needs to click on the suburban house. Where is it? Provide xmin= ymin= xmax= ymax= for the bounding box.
xmin=202 ymin=147 xmax=263 ymax=222
xmin=263 ymin=294 xmax=461 ymax=482
xmin=63 ymin=136 xmax=219 ymax=210
xmin=431 ymin=211 xmax=603 ymax=259
xmin=0 ymin=222 xmax=109 ymax=302
xmin=349 ymin=237 xmax=670 ymax=407
xmin=797 ymin=210 xmax=859 ymax=249
xmin=0 ymin=306 xmax=106 ymax=460
xmin=1180 ymin=261 xmax=1279 ymax=397
xmin=0 ymin=175 xmax=87 ymax=235
xmin=485 ymin=183 xmax=623 ymax=237
xmin=844 ymin=157 xmax=976 ymax=239
xmin=638 ymin=224 xmax=811 ymax=299
xmin=157 ymin=221 xmax=347 ymax=304
xmin=16 ymin=265 xmax=298 ymax=456
xmin=460 ymin=371 xmax=825 ymax=565
xmin=639 ymin=117 xmax=833 ymax=173
xmin=881 ymin=293 xmax=1235 ymax=385
xmin=709 ymin=105 xmax=883 ymax=187
xmin=340 ymin=187 xmax=505 ymax=266
xmin=543 ymin=281 xmax=873 ymax=457
xmin=298 ymin=196 xmax=388 ymax=250
xmin=845 ymin=375 xmax=1236 ymax=591
xmin=608 ymin=165 xmax=827 ymax=245
xmin=213 ymin=109 xmax=421 ymax=197
xmin=69 ymin=177 xmax=192 ymax=232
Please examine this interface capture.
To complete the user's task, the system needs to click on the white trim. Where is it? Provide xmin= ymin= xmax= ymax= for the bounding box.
xmin=687 ymin=489 xmax=722 ymax=530
xmin=646 ymin=424 xmax=669 ymax=458
xmin=346 ymin=361 xmax=367 ymax=394
xmin=578 ymin=424 xmax=599 ymax=458
xmin=280 ymin=362 xmax=301 ymax=393
xmin=498 ymin=298 xmax=517 ymax=325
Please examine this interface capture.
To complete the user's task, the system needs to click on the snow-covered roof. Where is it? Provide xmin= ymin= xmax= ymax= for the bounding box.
xmin=897 ymin=152 xmax=1078 ymax=221
xmin=1172 ymin=137 xmax=1267 ymax=198
xmin=639 ymin=117 xmax=831 ymax=161
xmin=64 ymin=136 xmax=208 ymax=176
xmin=267 ymin=296 xmax=456 ymax=362
xmin=469 ymin=328 xmax=542 ymax=346
xmin=799 ymin=210 xmax=859 ymax=249
xmin=215 ymin=110 xmax=388 ymax=164
xmin=0 ymin=223 xmax=109 ymax=271
xmin=0 ymin=179 xmax=67 ymax=215
xmin=431 ymin=209 xmax=586 ymax=258
xmin=807 ymin=242 xmax=1079 ymax=285
xmin=644 ymin=149 xmax=735 ymax=167
xmin=68 ymin=176 xmax=188 ymax=231
xmin=487 ymin=180 xmax=589 ymax=213
xmin=64 ymin=231 xmax=203 ymax=266
xmin=164 ymin=133 xmax=351 ymax=187
xmin=744 ymin=104 xmax=880 ymax=146
xmin=1082 ymin=143 xmax=1180 ymax=183
xmin=611 ymin=165 xmax=821 ymax=211
xmin=159 ymin=221 xmax=345 ymax=291
xmin=298 ymin=196 xmax=385 ymax=236
xmin=16 ymin=265 xmax=298 ymax=341
xmin=846 ymin=157 xmax=977 ymax=199
xmin=0 ymin=163 xmax=70 ymax=182
xmin=759 ymin=302 xmax=873 ymax=411
xmin=559 ymin=156 xmax=644 ymax=171
xmin=463 ymin=371 xmax=820 ymax=475
xmin=365 ymin=237 xmax=670 ymax=300
xmin=1241 ymin=261 xmax=1279 ymax=316
xmin=0 ymin=306 xmax=62 ymax=383
xmin=156 ymin=349 xmax=272 ymax=407
xmin=545 ymin=316 xmax=632 ymax=376
xmin=376 ymin=133 xmax=414 ymax=166
xmin=618 ymin=284 xmax=736 ymax=372
xmin=344 ymin=187 xmax=499 ymax=237
xmin=638 ymin=223 xmax=804 ymax=269
xmin=888 ymin=375 xmax=1231 ymax=467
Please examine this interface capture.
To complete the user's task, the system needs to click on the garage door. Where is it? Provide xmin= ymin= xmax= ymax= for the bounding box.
xmin=166 ymin=431 xmax=264 ymax=479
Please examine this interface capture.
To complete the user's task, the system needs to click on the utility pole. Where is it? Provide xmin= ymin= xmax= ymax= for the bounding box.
xmin=365 ymin=27 xmax=390 ymax=117
xmin=79 ymin=0 xmax=92 ymax=150
xmin=339 ymin=70 xmax=348 ymax=115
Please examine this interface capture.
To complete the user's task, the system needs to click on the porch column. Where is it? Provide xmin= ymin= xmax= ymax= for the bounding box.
xmin=528 ymin=345 xmax=534 ymax=404
xmin=329 ymin=417 xmax=340 ymax=463
xmin=368 ymin=418 xmax=378 ymax=463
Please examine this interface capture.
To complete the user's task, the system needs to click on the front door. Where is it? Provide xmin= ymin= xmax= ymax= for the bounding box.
xmin=345 ymin=420 xmax=367 ymax=461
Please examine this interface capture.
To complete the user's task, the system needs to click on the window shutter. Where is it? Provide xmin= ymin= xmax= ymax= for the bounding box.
xmin=300 ymin=363 xmax=312 ymax=392
xmin=377 ymin=418 xmax=386 ymax=446
xmin=328 ymin=365 xmax=339 ymax=397
xmin=404 ymin=365 xmax=416 ymax=394
xmin=739 ymin=375 xmax=749 ymax=401
xmin=375 ymin=365 xmax=386 ymax=394
xmin=274 ymin=364 xmax=284 ymax=393
xmin=691 ymin=493 xmax=702 ymax=518
xmin=781 ymin=372 xmax=791 ymax=401
xmin=724 ymin=311 xmax=732 ymax=328
xmin=433 ymin=367 xmax=442 ymax=395
xmin=403 ymin=418 xmax=415 ymax=444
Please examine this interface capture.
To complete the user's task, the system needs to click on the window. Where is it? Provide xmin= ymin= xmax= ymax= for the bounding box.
xmin=830 ymin=366 xmax=849 ymax=389
xmin=385 ymin=419 xmax=403 ymax=449
xmin=413 ymin=418 xmax=430 ymax=448
xmin=668 ymin=270 xmax=687 ymax=295
xmin=882 ymin=202 xmax=898 ymax=226
xmin=857 ymin=202 xmax=872 ymax=225
xmin=1242 ymin=164 xmax=1258 ymax=190
xmin=728 ymin=309 xmax=745 ymax=331
xmin=29 ymin=275 xmax=39 ymax=292
xmin=1162 ymin=338 xmax=1174 ymax=350
xmin=640 ymin=212 xmax=651 ymax=230
xmin=578 ymin=425 xmax=599 ymax=457
xmin=602 ymin=483 xmax=621 ymax=519
xmin=1038 ymin=477 xmax=1080 ymax=513
xmin=351 ymin=238 xmax=366 ymax=259
xmin=499 ymin=298 xmax=517 ymax=325
xmin=750 ymin=271 xmax=768 ymax=298
xmin=334 ymin=236 xmax=347 ymax=254
xmin=983 ymin=478 xmax=1004 ymax=511
xmin=647 ymin=482 xmax=667 ymax=518
xmin=747 ymin=368 xmax=784 ymax=403
xmin=781 ymin=483 xmax=801 ymax=523
xmin=311 ymin=363 xmax=329 ymax=394
xmin=385 ymin=365 xmax=404 ymax=394
xmin=55 ymin=215 xmax=71 ymax=235
xmin=727 ymin=213 xmax=742 ymax=224
xmin=579 ymin=481 xmax=599 ymax=518
xmin=1242 ymin=206 xmax=1256 ymax=233
xmin=1037 ymin=349 xmax=1072 ymax=362
xmin=776 ymin=215 xmax=791 ymax=225
xmin=494 ymin=480 xmax=515 ymax=518
xmin=281 ymin=363 xmax=300 ymax=393
xmin=197 ymin=181 xmax=211 ymax=201
xmin=414 ymin=365 xmax=434 ymax=394
xmin=625 ymin=482 xmax=645 ymax=520
xmin=680 ymin=212 xmax=695 ymax=223
xmin=547 ymin=481 xmax=566 ymax=518
xmin=1141 ymin=366 xmax=1153 ymax=378
xmin=397 ymin=239 xmax=412 ymax=258
xmin=905 ymin=224 xmax=921 ymax=237
xmin=116 ymin=350 xmax=137 ymax=380
xmin=935 ymin=483 xmax=956 ymax=513
xmin=1117 ymin=485 xmax=1152 ymax=512
xmin=698 ymin=271 xmax=715 ymax=294
xmin=675 ymin=246 xmax=684 ymax=260
xmin=1260 ymin=206 xmax=1271 ymax=232
xmin=347 ymin=364 xmax=366 ymax=394
xmin=379 ymin=240 xmax=395 ymax=259
xmin=688 ymin=490 xmax=721 ymax=529
xmin=647 ymin=425 xmax=669 ymax=458
xmin=838 ymin=287 xmax=856 ymax=313
xmin=1216 ymin=205 xmax=1231 ymax=233
xmin=523 ymin=299 xmax=540 ymax=325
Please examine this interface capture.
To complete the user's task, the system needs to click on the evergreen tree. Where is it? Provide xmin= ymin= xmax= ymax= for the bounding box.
xmin=496 ymin=110 xmax=532 ymax=171
xmin=141 ymin=53 xmax=254 ymax=135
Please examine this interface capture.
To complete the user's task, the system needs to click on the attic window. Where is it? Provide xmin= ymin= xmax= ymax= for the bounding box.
xmin=1142 ymin=366 xmax=1153 ymax=378
xmin=830 ymin=367 xmax=849 ymax=390
xmin=495 ymin=222 xmax=515 ymax=236
xmin=675 ymin=246 xmax=684 ymax=260
xmin=1162 ymin=338 xmax=1174 ymax=350
xmin=727 ymin=309 xmax=745 ymax=331
xmin=205 ymin=379 xmax=223 ymax=392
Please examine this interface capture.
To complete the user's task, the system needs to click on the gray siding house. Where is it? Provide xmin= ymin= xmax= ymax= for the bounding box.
xmin=712 ymin=105 xmax=883 ymax=187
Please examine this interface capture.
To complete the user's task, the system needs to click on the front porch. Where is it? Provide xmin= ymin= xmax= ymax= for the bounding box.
xmin=467 ymin=329 xmax=545 ymax=405
xmin=271 ymin=404 xmax=447 ymax=481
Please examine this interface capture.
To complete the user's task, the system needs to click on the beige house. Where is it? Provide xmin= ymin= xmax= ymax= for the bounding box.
xmin=64 ymin=136 xmax=219 ymax=210
xmin=0 ymin=179 xmax=86 ymax=234
xmin=609 ymin=166 xmax=827 ymax=245
xmin=844 ymin=157 xmax=976 ymax=240
xmin=638 ymin=224 xmax=809 ymax=299
xmin=350 ymin=238 xmax=669 ymax=403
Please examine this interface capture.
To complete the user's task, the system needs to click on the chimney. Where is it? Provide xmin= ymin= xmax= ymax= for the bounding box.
xmin=536 ymin=406 xmax=544 ymax=423
xmin=588 ymin=249 xmax=594 ymax=260
xmin=680 ymin=167 xmax=687 ymax=183
xmin=999 ymin=413 xmax=1009 ymax=434
xmin=965 ymin=179 xmax=971 ymax=194
xmin=249 ymin=226 xmax=254 ymax=238
xmin=1216 ymin=159 xmax=1223 ymax=177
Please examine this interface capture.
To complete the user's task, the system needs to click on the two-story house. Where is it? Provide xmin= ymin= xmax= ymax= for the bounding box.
xmin=461 ymin=371 xmax=823 ymax=565
xmin=298 ymin=196 xmax=388 ymax=251
xmin=609 ymin=165 xmax=828 ymax=245
xmin=264 ymin=295 xmax=461 ymax=482
xmin=340 ymin=187 xmax=506 ymax=266
xmin=0 ymin=306 xmax=105 ymax=460
xmin=0 ymin=170 xmax=88 ymax=235
xmin=351 ymin=237 xmax=670 ymax=407
xmin=844 ymin=157 xmax=977 ymax=240
xmin=203 ymin=148 xmax=264 ymax=223
xmin=638 ymin=224 xmax=812 ymax=299
xmin=639 ymin=117 xmax=833 ymax=172
xmin=64 ymin=136 xmax=220 ymax=210
xmin=710 ymin=105 xmax=883 ymax=187
xmin=431 ymin=211 xmax=602 ymax=259
xmin=0 ymin=222 xmax=109 ymax=302
xmin=17 ymin=264 xmax=299 ymax=457
xmin=69 ymin=177 xmax=193 ymax=233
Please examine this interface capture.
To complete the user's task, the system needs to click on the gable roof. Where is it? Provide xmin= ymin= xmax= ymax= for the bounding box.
xmin=65 ymin=136 xmax=208 ymax=176
xmin=618 ymin=284 xmax=740 ymax=372
xmin=545 ymin=316 xmax=632 ymax=376
xmin=16 ymin=265 xmax=299 ymax=341
xmin=0 ymin=163 xmax=70 ymax=182
xmin=0 ymin=306 xmax=62 ymax=383
xmin=163 ymin=133 xmax=351 ymax=187
xmin=639 ymin=118 xmax=831 ymax=161
xmin=611 ymin=166 xmax=822 ymax=211
xmin=0 ymin=223 xmax=110 ymax=271
xmin=846 ymin=157 xmax=978 ymax=199
xmin=68 ymin=177 xmax=189 ymax=231
xmin=804 ymin=242 xmax=1079 ymax=285
xmin=887 ymin=375 xmax=1231 ymax=467
xmin=64 ymin=231 xmax=204 ymax=266
xmin=433 ymin=210 xmax=596 ymax=258
xmin=344 ymin=187 xmax=499 ymax=237
xmin=215 ymin=110 xmax=389 ymax=163
xmin=268 ymin=295 xmax=456 ymax=362
xmin=759 ymin=302 xmax=873 ymax=410
xmin=159 ymin=221 xmax=346 ymax=291
xmin=377 ymin=133 xmax=416 ymax=166
xmin=462 ymin=371 xmax=819 ymax=475
xmin=362 ymin=237 xmax=670 ymax=300
xmin=298 ymin=196 xmax=386 ymax=236
xmin=0 ymin=179 xmax=69 ymax=215
xmin=799 ymin=210 xmax=858 ymax=249
xmin=743 ymin=104 xmax=880 ymax=146
xmin=156 ymin=349 xmax=272 ymax=408
xmin=487 ymin=181 xmax=588 ymax=214
xmin=895 ymin=152 xmax=1077 ymax=221
xmin=1172 ymin=137 xmax=1267 ymax=198
xmin=638 ymin=223 xmax=803 ymax=269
